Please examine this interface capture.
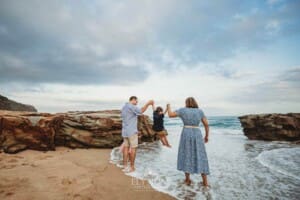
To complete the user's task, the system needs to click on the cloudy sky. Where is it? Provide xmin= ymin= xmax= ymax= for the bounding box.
xmin=0 ymin=0 xmax=299 ymax=115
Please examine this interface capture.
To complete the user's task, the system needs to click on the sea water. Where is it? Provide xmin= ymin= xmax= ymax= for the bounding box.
xmin=110 ymin=116 xmax=300 ymax=200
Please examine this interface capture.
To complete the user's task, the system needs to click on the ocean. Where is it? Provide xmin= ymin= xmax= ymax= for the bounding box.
xmin=110 ymin=116 xmax=300 ymax=200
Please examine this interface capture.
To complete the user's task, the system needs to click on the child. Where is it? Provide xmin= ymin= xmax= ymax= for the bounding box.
xmin=152 ymin=105 xmax=171 ymax=147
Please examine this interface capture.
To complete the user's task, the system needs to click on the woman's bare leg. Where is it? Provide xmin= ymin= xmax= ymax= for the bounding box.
xmin=201 ymin=173 xmax=208 ymax=187
xmin=185 ymin=173 xmax=191 ymax=185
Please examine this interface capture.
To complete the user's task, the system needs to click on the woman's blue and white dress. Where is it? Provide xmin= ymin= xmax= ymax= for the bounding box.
xmin=175 ymin=107 xmax=210 ymax=175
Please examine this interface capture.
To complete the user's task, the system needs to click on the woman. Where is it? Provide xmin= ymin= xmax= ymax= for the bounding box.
xmin=167 ymin=97 xmax=210 ymax=186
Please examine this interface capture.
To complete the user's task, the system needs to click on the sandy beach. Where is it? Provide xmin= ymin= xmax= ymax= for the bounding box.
xmin=0 ymin=147 xmax=174 ymax=200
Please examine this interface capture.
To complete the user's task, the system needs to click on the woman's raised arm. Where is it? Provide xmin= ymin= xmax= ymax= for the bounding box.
xmin=167 ymin=104 xmax=178 ymax=118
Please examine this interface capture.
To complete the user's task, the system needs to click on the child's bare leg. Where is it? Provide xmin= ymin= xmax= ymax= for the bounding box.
xmin=159 ymin=135 xmax=166 ymax=146
xmin=163 ymin=136 xmax=171 ymax=147
xmin=162 ymin=135 xmax=171 ymax=147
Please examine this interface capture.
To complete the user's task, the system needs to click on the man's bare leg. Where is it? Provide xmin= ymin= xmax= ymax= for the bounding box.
xmin=129 ymin=147 xmax=136 ymax=172
xmin=123 ymin=146 xmax=129 ymax=168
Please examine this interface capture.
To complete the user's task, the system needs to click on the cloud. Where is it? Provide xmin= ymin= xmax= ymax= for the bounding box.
xmin=281 ymin=67 xmax=300 ymax=86
xmin=0 ymin=0 xmax=299 ymax=86
xmin=0 ymin=0 xmax=164 ymax=85
xmin=0 ymin=0 xmax=299 ymax=118
xmin=228 ymin=67 xmax=300 ymax=104
xmin=267 ymin=0 xmax=283 ymax=6
xmin=153 ymin=1 xmax=300 ymax=65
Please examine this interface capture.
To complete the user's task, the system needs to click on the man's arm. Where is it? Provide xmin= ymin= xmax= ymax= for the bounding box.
xmin=152 ymin=103 xmax=156 ymax=111
xmin=140 ymin=100 xmax=154 ymax=113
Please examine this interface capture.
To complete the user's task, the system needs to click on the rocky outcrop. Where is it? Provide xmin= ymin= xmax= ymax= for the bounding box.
xmin=55 ymin=110 xmax=156 ymax=149
xmin=0 ymin=111 xmax=63 ymax=153
xmin=0 ymin=95 xmax=37 ymax=112
xmin=239 ymin=113 xmax=300 ymax=141
xmin=0 ymin=110 xmax=157 ymax=153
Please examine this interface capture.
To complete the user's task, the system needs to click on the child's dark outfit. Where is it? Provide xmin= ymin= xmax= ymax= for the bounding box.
xmin=152 ymin=111 xmax=168 ymax=136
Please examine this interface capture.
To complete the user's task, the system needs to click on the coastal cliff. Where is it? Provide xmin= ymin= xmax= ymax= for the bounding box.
xmin=0 ymin=110 xmax=156 ymax=153
xmin=239 ymin=113 xmax=300 ymax=141
xmin=0 ymin=95 xmax=37 ymax=112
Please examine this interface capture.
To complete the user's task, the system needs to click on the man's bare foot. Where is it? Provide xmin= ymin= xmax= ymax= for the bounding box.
xmin=129 ymin=167 xmax=135 ymax=172
xmin=117 ymin=163 xmax=125 ymax=169
xmin=122 ymin=166 xmax=130 ymax=172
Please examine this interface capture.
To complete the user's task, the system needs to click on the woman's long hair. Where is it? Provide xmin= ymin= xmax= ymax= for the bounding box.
xmin=185 ymin=97 xmax=199 ymax=108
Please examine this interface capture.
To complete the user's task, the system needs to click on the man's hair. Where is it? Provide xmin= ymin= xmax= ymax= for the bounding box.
xmin=129 ymin=96 xmax=138 ymax=101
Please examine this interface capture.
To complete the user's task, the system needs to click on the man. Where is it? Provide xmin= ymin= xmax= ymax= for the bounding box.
xmin=121 ymin=96 xmax=154 ymax=172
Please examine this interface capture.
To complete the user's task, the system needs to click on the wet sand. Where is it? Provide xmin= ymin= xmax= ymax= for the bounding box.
xmin=0 ymin=147 xmax=174 ymax=200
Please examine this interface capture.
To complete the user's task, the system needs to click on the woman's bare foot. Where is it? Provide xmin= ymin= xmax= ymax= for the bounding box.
xmin=199 ymin=182 xmax=210 ymax=187
xmin=184 ymin=179 xmax=192 ymax=186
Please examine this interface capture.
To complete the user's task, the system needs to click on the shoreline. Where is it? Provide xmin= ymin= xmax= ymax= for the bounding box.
xmin=0 ymin=147 xmax=175 ymax=200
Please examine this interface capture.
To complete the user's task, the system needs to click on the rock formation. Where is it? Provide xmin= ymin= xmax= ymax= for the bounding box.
xmin=239 ymin=113 xmax=300 ymax=141
xmin=0 ymin=110 xmax=157 ymax=153
xmin=0 ymin=95 xmax=37 ymax=112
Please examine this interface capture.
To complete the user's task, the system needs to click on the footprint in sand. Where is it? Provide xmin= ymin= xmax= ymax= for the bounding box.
xmin=47 ymin=176 xmax=58 ymax=179
xmin=5 ymin=192 xmax=14 ymax=196
xmin=1 ymin=164 xmax=17 ymax=169
xmin=73 ymin=194 xmax=81 ymax=200
xmin=73 ymin=194 xmax=93 ymax=200
xmin=21 ymin=162 xmax=29 ymax=166
xmin=30 ymin=163 xmax=38 ymax=167
xmin=37 ymin=155 xmax=54 ymax=160
xmin=61 ymin=178 xmax=77 ymax=185
xmin=7 ymin=158 xmax=19 ymax=163
xmin=0 ymin=157 xmax=25 ymax=168
xmin=14 ymin=155 xmax=24 ymax=159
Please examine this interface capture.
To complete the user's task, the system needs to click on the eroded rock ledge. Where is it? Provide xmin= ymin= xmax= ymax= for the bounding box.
xmin=0 ymin=110 xmax=156 ymax=153
xmin=239 ymin=113 xmax=300 ymax=141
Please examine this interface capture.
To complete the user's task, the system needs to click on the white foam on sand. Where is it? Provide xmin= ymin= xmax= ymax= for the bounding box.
xmin=256 ymin=147 xmax=300 ymax=180
xmin=110 ymin=140 xmax=215 ymax=200
xmin=111 ymin=123 xmax=300 ymax=200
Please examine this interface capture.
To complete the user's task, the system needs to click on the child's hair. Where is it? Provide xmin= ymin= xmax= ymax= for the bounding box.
xmin=155 ymin=106 xmax=163 ymax=113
